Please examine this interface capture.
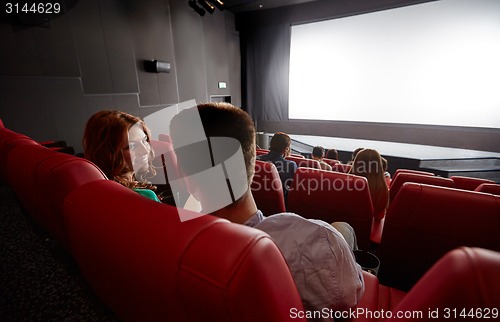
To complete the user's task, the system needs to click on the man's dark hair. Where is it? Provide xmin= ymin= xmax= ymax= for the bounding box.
xmin=269 ymin=132 xmax=291 ymax=154
xmin=170 ymin=102 xmax=256 ymax=185
xmin=325 ymin=148 xmax=338 ymax=160
xmin=312 ymin=146 xmax=324 ymax=158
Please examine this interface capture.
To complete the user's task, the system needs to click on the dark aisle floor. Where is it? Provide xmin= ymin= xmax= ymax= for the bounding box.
xmin=0 ymin=183 xmax=119 ymax=322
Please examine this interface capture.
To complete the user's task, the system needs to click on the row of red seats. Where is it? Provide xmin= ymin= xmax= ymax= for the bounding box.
xmin=3 ymin=121 xmax=500 ymax=321
xmin=390 ymin=170 xmax=496 ymax=202
xmin=251 ymin=159 xmax=500 ymax=320
xmin=252 ymin=160 xmax=500 ymax=247
xmin=257 ymin=148 xmax=352 ymax=172
xmin=0 ymin=122 xmax=306 ymax=322
xmin=252 ymin=160 xmax=500 ymax=286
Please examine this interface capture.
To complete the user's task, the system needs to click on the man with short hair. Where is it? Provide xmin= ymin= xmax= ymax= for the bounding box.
xmin=169 ymin=102 xmax=364 ymax=314
xmin=312 ymin=146 xmax=333 ymax=171
xmin=257 ymin=132 xmax=298 ymax=198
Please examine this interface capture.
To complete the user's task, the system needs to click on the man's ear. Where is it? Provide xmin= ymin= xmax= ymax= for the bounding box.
xmin=283 ymin=146 xmax=291 ymax=157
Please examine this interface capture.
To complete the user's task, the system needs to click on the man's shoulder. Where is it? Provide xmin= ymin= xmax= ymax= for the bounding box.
xmin=255 ymin=212 xmax=343 ymax=241
xmin=254 ymin=212 xmax=362 ymax=310
xmin=256 ymin=154 xmax=267 ymax=160
xmin=257 ymin=152 xmax=275 ymax=162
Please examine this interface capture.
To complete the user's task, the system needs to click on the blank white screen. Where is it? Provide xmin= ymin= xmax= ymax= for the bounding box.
xmin=289 ymin=0 xmax=500 ymax=129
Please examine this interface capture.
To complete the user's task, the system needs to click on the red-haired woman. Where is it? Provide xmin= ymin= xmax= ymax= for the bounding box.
xmin=349 ymin=149 xmax=389 ymax=220
xmin=83 ymin=110 xmax=160 ymax=202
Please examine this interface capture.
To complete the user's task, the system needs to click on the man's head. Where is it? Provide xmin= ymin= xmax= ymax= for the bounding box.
xmin=169 ymin=103 xmax=257 ymax=217
xmin=325 ymin=148 xmax=338 ymax=160
xmin=269 ymin=132 xmax=291 ymax=156
xmin=312 ymin=146 xmax=325 ymax=160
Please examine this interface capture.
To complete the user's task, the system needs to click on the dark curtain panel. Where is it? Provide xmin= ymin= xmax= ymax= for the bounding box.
xmin=241 ymin=24 xmax=291 ymax=127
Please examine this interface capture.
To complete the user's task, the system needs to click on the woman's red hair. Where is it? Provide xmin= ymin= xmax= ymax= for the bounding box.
xmin=83 ymin=110 xmax=156 ymax=189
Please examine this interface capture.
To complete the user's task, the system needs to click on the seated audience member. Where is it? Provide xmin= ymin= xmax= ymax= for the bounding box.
xmin=347 ymin=147 xmax=364 ymax=165
xmin=257 ymin=132 xmax=298 ymax=198
xmin=381 ymin=157 xmax=391 ymax=186
xmin=169 ymin=103 xmax=364 ymax=315
xmin=312 ymin=146 xmax=332 ymax=171
xmin=83 ymin=110 xmax=160 ymax=202
xmin=325 ymin=148 xmax=339 ymax=161
xmin=349 ymin=149 xmax=389 ymax=220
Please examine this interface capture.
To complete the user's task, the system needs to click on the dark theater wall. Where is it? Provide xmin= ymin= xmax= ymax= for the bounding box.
xmin=0 ymin=0 xmax=240 ymax=153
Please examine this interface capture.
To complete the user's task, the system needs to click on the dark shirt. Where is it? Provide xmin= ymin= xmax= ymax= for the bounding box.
xmin=257 ymin=151 xmax=298 ymax=196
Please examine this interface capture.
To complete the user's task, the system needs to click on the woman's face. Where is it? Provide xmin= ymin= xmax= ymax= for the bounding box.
xmin=124 ymin=123 xmax=151 ymax=174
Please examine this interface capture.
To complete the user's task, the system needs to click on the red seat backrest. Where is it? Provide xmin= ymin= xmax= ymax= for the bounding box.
xmin=388 ymin=247 xmax=500 ymax=321
xmin=287 ymin=168 xmax=374 ymax=250
xmin=63 ymin=180 xmax=305 ymax=322
xmin=1 ymin=139 xmax=39 ymax=181
xmin=389 ymin=172 xmax=455 ymax=203
xmin=256 ymin=149 xmax=268 ymax=156
xmin=451 ymin=175 xmax=495 ymax=191
xmin=6 ymin=144 xmax=63 ymax=213
xmin=378 ymin=183 xmax=500 ymax=291
xmin=393 ymin=169 xmax=435 ymax=178
xmin=286 ymin=155 xmax=320 ymax=169
xmin=332 ymin=163 xmax=352 ymax=173
xmin=0 ymin=127 xmax=38 ymax=181
xmin=256 ymin=148 xmax=270 ymax=156
xmin=6 ymin=143 xmax=107 ymax=246
xmin=34 ymin=154 xmax=107 ymax=247
xmin=251 ymin=160 xmax=286 ymax=216
xmin=475 ymin=183 xmax=500 ymax=195
xmin=323 ymin=158 xmax=340 ymax=167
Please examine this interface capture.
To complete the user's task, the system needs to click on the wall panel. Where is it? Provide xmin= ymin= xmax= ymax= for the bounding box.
xmin=33 ymin=13 xmax=80 ymax=77
xmin=71 ymin=0 xmax=113 ymax=94
xmin=0 ymin=0 xmax=241 ymax=154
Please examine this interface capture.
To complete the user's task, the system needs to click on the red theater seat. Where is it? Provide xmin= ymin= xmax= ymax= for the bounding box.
xmin=251 ymin=160 xmax=286 ymax=216
xmin=286 ymin=155 xmax=320 ymax=169
xmin=389 ymin=172 xmax=455 ymax=203
xmin=34 ymin=154 xmax=106 ymax=247
xmin=323 ymin=158 xmax=340 ymax=167
xmin=39 ymin=140 xmax=67 ymax=148
xmin=353 ymin=271 xmax=406 ymax=322
xmin=354 ymin=247 xmax=500 ymax=322
xmin=332 ymin=163 xmax=352 ymax=173
xmin=0 ymin=127 xmax=38 ymax=181
xmin=450 ymin=175 xmax=495 ymax=191
xmin=287 ymin=168 xmax=374 ymax=250
xmin=386 ymin=247 xmax=500 ymax=321
xmin=475 ymin=183 xmax=500 ymax=195
xmin=63 ymin=180 xmax=305 ymax=322
xmin=6 ymin=143 xmax=106 ymax=246
xmin=377 ymin=183 xmax=500 ymax=291
xmin=256 ymin=148 xmax=269 ymax=156
xmin=290 ymin=153 xmax=305 ymax=158
xmin=6 ymin=144 xmax=63 ymax=211
xmin=393 ymin=169 xmax=435 ymax=178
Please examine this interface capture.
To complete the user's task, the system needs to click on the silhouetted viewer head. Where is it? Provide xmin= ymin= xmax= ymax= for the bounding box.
xmin=169 ymin=102 xmax=256 ymax=214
